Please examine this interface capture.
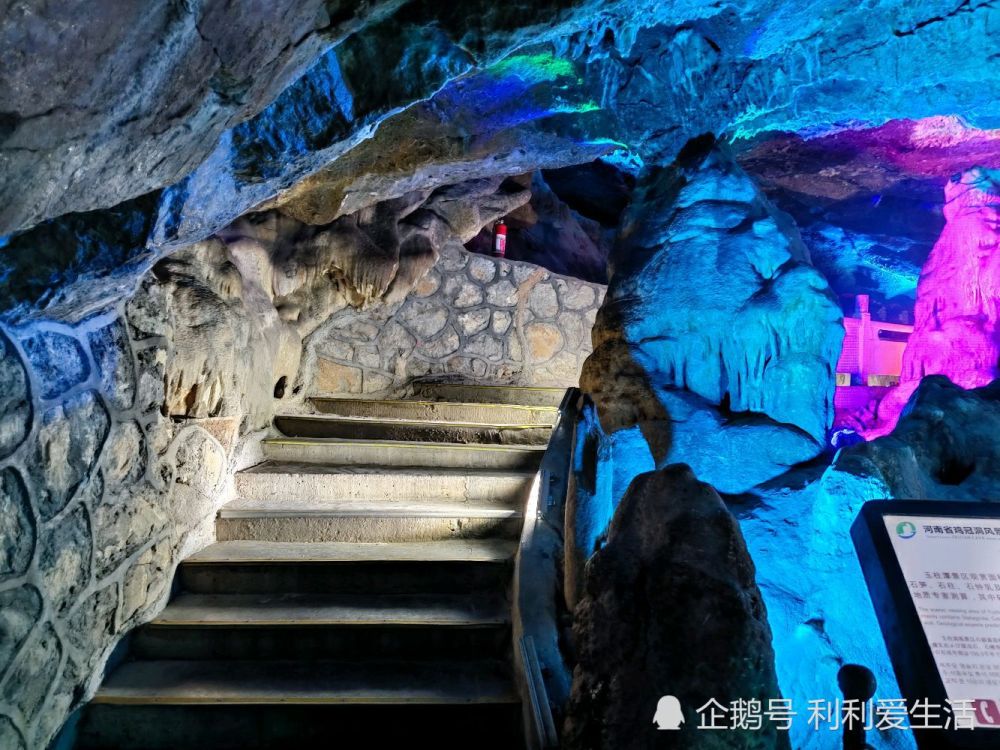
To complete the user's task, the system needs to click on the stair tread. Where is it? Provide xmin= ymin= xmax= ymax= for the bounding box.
xmin=186 ymin=539 xmax=517 ymax=565
xmin=238 ymin=461 xmax=537 ymax=477
xmin=220 ymin=497 xmax=521 ymax=518
xmin=277 ymin=414 xmax=551 ymax=429
xmin=410 ymin=384 xmax=566 ymax=406
xmin=93 ymin=659 xmax=518 ymax=705
xmin=261 ymin=437 xmax=546 ymax=452
xmin=310 ymin=397 xmax=557 ymax=411
xmin=150 ymin=592 xmax=510 ymax=627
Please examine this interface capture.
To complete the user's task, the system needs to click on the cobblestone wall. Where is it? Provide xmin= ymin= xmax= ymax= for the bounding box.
xmin=0 ymin=242 xmax=286 ymax=748
xmin=0 ymin=317 xmax=229 ymax=748
xmin=303 ymin=245 xmax=606 ymax=396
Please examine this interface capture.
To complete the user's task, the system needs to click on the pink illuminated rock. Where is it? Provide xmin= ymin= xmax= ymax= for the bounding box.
xmin=738 ymin=117 xmax=1000 ymax=203
xmin=866 ymin=167 xmax=1000 ymax=437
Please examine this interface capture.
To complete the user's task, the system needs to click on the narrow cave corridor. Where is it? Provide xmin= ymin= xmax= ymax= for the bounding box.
xmin=0 ymin=3 xmax=999 ymax=750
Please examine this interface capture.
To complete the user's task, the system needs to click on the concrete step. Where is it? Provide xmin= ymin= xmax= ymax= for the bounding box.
xmin=132 ymin=592 xmax=510 ymax=661
xmin=310 ymin=396 xmax=557 ymax=425
xmin=91 ymin=659 xmax=518 ymax=705
xmin=151 ymin=591 xmax=511 ymax=627
xmin=77 ymin=703 xmax=523 ymax=749
xmin=261 ymin=437 xmax=545 ymax=470
xmin=217 ymin=498 xmax=523 ymax=543
xmin=274 ymin=414 xmax=552 ymax=445
xmin=235 ymin=463 xmax=535 ymax=504
xmin=179 ymin=540 xmax=516 ymax=595
xmin=411 ymin=382 xmax=566 ymax=407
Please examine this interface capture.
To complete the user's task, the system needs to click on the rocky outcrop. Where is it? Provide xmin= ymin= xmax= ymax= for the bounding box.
xmin=0 ymin=0 xmax=358 ymax=234
xmin=822 ymin=376 xmax=1000 ymax=504
xmin=0 ymin=0 xmax=618 ymax=237
xmin=863 ymin=168 xmax=1000 ymax=436
xmin=150 ymin=3 xmax=1000 ymax=252
xmin=578 ymin=138 xmax=843 ymax=496
xmin=564 ymin=464 xmax=788 ymax=750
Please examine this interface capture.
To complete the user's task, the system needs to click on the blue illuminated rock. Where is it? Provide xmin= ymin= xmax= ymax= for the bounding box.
xmin=735 ymin=462 xmax=913 ymax=750
xmin=579 ymin=137 xmax=843 ymax=496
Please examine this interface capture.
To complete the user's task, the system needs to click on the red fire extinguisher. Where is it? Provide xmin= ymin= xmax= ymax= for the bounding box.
xmin=493 ymin=219 xmax=507 ymax=257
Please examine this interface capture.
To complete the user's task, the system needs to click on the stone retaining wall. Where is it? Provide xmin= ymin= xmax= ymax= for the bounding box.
xmin=0 ymin=238 xmax=289 ymax=747
xmin=0 ymin=311 xmax=248 ymax=748
xmin=303 ymin=245 xmax=606 ymax=396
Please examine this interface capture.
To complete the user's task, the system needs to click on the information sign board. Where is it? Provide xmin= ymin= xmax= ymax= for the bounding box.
xmin=852 ymin=501 xmax=1000 ymax=749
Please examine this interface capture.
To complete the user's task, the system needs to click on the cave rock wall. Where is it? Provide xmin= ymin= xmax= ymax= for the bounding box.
xmin=0 ymin=173 xmax=607 ymax=745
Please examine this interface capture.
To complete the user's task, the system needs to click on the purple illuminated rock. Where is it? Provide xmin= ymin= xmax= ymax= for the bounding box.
xmin=822 ymin=376 xmax=1000 ymax=503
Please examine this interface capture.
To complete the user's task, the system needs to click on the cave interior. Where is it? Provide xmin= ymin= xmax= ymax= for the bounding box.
xmin=0 ymin=2 xmax=999 ymax=749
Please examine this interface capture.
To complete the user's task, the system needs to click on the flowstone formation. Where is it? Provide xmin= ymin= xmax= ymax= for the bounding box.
xmin=578 ymin=138 xmax=843 ymax=500
xmin=564 ymin=464 xmax=788 ymax=750
xmin=862 ymin=168 xmax=1000 ymax=436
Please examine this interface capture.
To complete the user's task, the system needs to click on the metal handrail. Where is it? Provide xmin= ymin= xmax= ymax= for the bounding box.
xmin=512 ymin=387 xmax=580 ymax=750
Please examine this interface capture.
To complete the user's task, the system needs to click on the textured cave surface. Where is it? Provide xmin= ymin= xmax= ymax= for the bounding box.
xmin=578 ymin=138 xmax=843 ymax=498
xmin=3 ymin=0 xmax=999 ymax=240
xmin=565 ymin=465 xmax=788 ymax=750
xmin=4 ymin=0 xmax=1000 ymax=316
xmin=1 ymin=2 xmax=1000 ymax=749
xmin=732 ymin=377 xmax=1000 ymax=750
xmin=740 ymin=117 xmax=1000 ymax=325
xmin=824 ymin=377 xmax=1000 ymax=504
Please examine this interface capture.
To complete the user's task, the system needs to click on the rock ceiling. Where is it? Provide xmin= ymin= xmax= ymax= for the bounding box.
xmin=1 ymin=0 xmax=999 ymax=318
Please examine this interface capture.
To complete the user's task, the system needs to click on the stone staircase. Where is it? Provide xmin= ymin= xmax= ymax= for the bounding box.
xmin=75 ymin=384 xmax=564 ymax=750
